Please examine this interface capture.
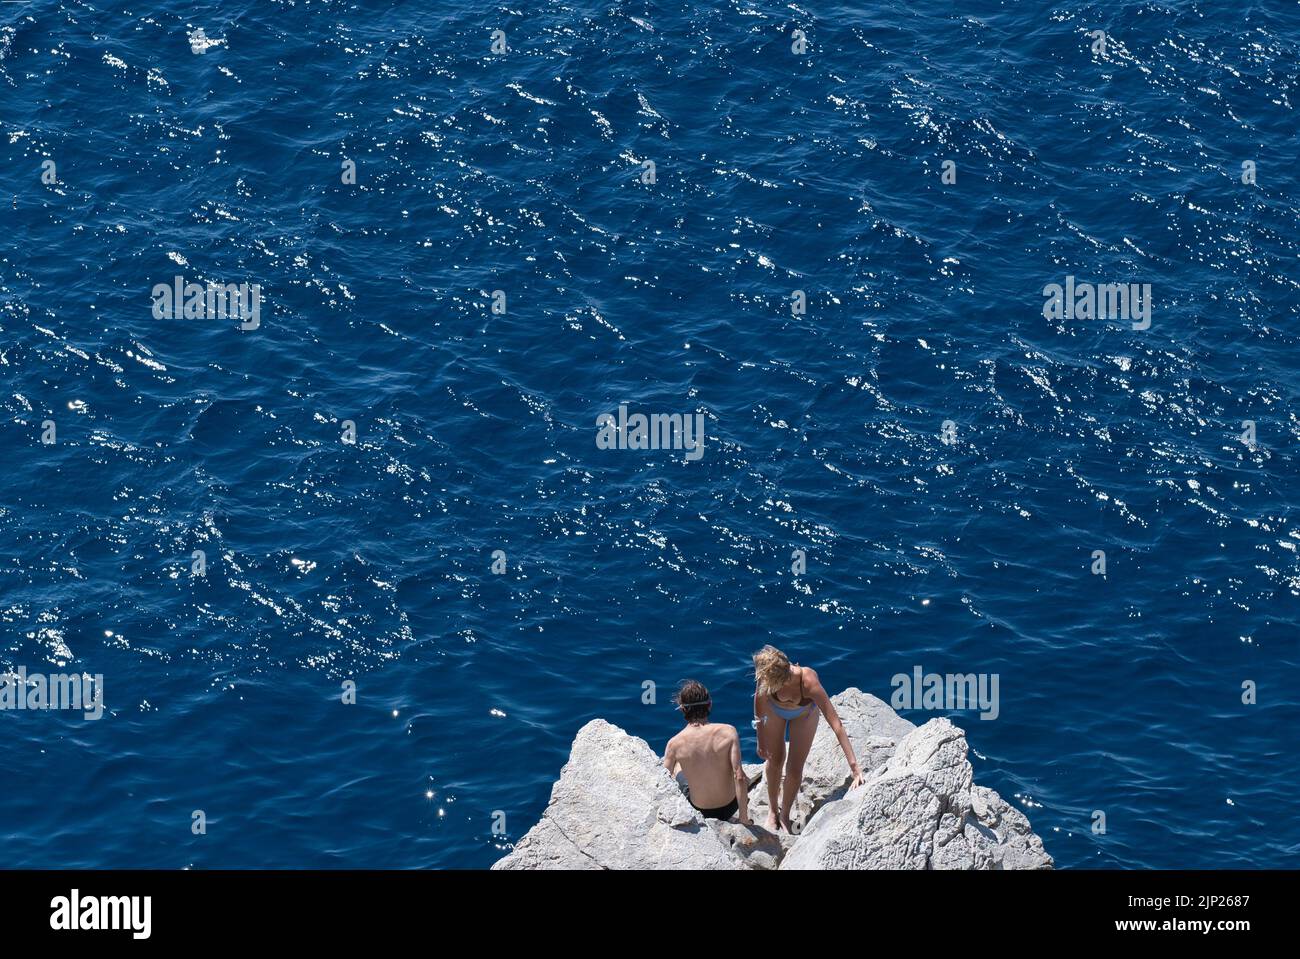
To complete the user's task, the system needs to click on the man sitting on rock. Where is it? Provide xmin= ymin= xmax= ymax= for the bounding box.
xmin=663 ymin=680 xmax=751 ymax=825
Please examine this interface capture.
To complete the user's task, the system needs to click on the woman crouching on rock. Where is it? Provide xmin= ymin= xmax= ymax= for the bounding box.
xmin=752 ymin=645 xmax=863 ymax=833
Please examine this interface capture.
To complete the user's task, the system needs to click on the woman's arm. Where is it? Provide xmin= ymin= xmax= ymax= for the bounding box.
xmin=753 ymin=687 xmax=768 ymax=760
xmin=730 ymin=728 xmax=751 ymax=825
xmin=806 ymin=669 xmax=863 ymax=788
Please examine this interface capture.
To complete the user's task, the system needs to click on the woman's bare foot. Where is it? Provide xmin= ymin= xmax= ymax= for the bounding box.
xmin=780 ymin=809 xmax=795 ymax=833
xmin=765 ymin=811 xmax=781 ymax=832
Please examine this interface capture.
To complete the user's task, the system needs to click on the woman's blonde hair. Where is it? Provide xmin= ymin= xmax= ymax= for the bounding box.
xmin=753 ymin=645 xmax=792 ymax=696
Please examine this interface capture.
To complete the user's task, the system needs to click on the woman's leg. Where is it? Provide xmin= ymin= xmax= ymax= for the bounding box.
xmin=757 ymin=712 xmax=786 ymax=832
xmin=780 ymin=707 xmax=820 ymax=831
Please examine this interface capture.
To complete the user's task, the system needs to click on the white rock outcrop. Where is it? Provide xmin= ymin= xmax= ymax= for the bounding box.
xmin=493 ymin=690 xmax=1052 ymax=870
xmin=492 ymin=718 xmax=741 ymax=870
xmin=779 ymin=716 xmax=1048 ymax=870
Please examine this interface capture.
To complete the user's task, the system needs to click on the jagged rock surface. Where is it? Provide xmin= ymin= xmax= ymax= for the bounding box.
xmin=492 ymin=718 xmax=740 ymax=870
xmin=493 ymin=692 xmax=1053 ymax=871
xmin=780 ymin=717 xmax=1052 ymax=870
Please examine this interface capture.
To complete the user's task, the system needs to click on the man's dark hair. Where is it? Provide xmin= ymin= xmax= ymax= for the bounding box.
xmin=675 ymin=679 xmax=711 ymax=723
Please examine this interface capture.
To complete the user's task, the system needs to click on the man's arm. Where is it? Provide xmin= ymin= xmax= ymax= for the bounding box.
xmin=730 ymin=728 xmax=751 ymax=824
xmin=807 ymin=670 xmax=863 ymax=788
xmin=663 ymin=738 xmax=678 ymax=777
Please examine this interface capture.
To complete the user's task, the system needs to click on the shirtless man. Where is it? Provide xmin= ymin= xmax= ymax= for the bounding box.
xmin=663 ymin=680 xmax=751 ymax=824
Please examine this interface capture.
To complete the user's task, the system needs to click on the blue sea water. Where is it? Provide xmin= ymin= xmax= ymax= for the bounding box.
xmin=1 ymin=0 xmax=1298 ymax=870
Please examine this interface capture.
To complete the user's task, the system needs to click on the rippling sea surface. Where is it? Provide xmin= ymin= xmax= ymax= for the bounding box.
xmin=2 ymin=1 xmax=1298 ymax=869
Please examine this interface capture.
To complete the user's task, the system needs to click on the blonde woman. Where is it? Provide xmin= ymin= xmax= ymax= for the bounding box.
xmin=752 ymin=645 xmax=863 ymax=832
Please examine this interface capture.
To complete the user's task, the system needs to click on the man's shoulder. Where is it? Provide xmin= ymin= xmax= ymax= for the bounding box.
xmin=713 ymin=723 xmax=740 ymax=741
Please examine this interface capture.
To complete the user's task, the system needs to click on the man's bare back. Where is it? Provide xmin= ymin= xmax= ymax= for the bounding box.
xmin=664 ymin=722 xmax=749 ymax=822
